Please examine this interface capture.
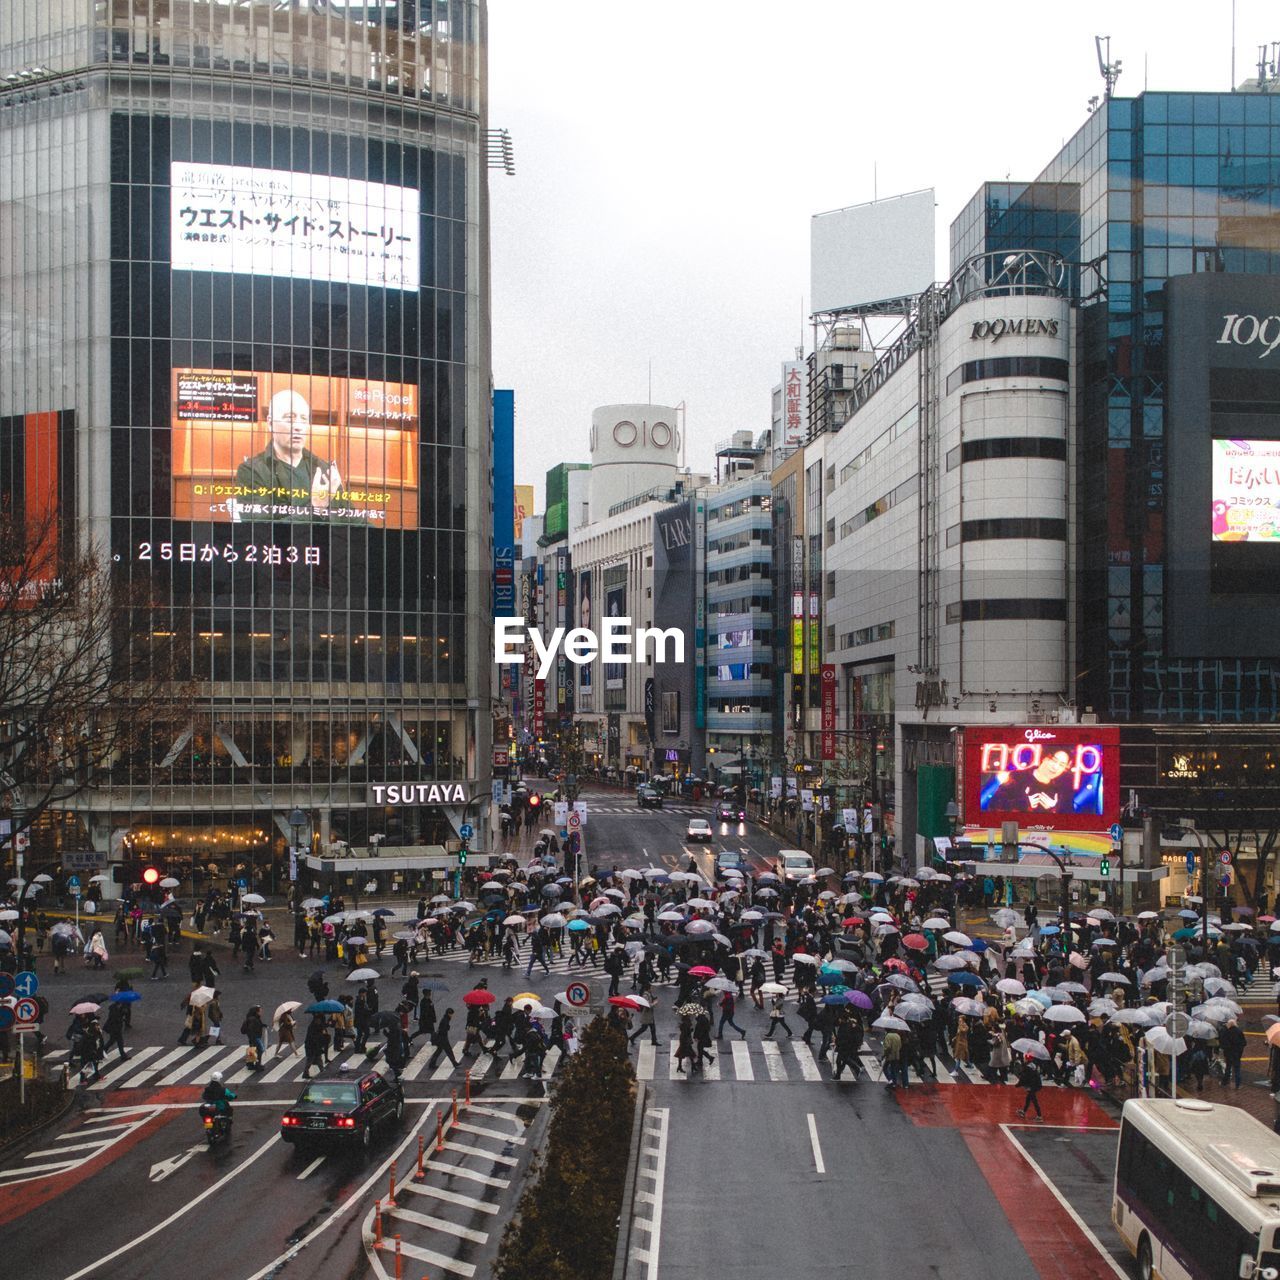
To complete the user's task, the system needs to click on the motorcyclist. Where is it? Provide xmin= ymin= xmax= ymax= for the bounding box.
xmin=201 ymin=1070 xmax=236 ymax=1120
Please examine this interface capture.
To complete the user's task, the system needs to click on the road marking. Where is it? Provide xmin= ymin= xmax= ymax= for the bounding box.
xmin=430 ymin=1045 xmax=465 ymax=1080
xmin=0 ymin=1159 xmax=82 ymax=1178
xmin=123 ymin=1045 xmax=194 ymax=1088
xmin=859 ymin=1050 xmax=884 ymax=1083
xmin=792 ymin=1041 xmax=823 ymax=1081
xmin=636 ymin=1042 xmax=656 ymax=1081
xmin=26 ymin=1138 xmax=109 ymax=1156
xmin=393 ymin=1238 xmax=477 ymax=1278
xmin=633 ymin=1107 xmax=669 ymax=1280
xmin=403 ymin=1182 xmax=501 ymax=1213
xmin=260 ymin=1048 xmax=303 ymax=1083
xmin=389 ymin=1204 xmax=489 ymax=1243
xmin=401 ymin=1040 xmax=437 ymax=1082
xmin=452 ymin=1120 xmax=526 ymax=1144
xmin=441 ymin=1140 xmax=519 ymax=1166
xmin=429 ymin=1164 xmax=510 ymax=1189
xmin=760 ymin=1040 xmax=788 ymax=1081
xmin=63 ymin=1132 xmax=282 ymax=1280
xmin=149 ymin=1143 xmax=205 ymax=1183
xmin=296 ymin=1156 xmax=326 ymax=1180
xmin=84 ymin=1044 xmax=161 ymax=1089
xmin=731 ymin=1041 xmax=754 ymax=1080
xmin=701 ymin=1050 xmax=721 ymax=1080
xmin=807 ymin=1113 xmax=826 ymax=1175
xmin=156 ymin=1043 xmax=224 ymax=1086
xmin=498 ymin=1053 xmax=522 ymax=1080
xmin=1000 ymin=1125 xmax=1128 ymax=1279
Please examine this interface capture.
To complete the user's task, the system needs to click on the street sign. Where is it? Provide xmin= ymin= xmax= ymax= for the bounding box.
xmin=1220 ymin=850 xmax=1232 ymax=866
xmin=553 ymin=801 xmax=568 ymax=827
xmin=67 ymin=874 xmax=81 ymax=889
xmin=0 ymin=974 xmax=13 ymax=999
xmin=573 ymin=801 xmax=587 ymax=827
xmin=0 ymin=1007 xmax=12 ymax=1031
xmin=1165 ymin=1012 xmax=1190 ymax=1039
xmin=13 ymin=971 xmax=38 ymax=998
xmin=1186 ymin=851 xmax=1197 ymax=876
xmin=564 ymin=981 xmax=591 ymax=1008
xmin=1109 ymin=823 xmax=1124 ymax=842
xmin=13 ymin=996 xmax=38 ymax=1024
xmin=567 ymin=811 xmax=582 ymax=832
xmin=459 ymin=824 xmax=474 ymax=841
xmin=69 ymin=886 xmax=81 ymax=899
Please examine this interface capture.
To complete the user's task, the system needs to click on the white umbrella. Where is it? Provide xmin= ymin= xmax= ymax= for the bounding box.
xmin=862 ymin=872 xmax=884 ymax=883
xmin=346 ymin=967 xmax=380 ymax=981
xmin=1108 ymin=1007 xmax=1157 ymax=1026
xmin=160 ymin=877 xmax=181 ymax=889
xmin=540 ymin=912 xmax=567 ymax=928
xmin=188 ymin=986 xmax=216 ymax=1007
xmin=684 ymin=919 xmax=713 ymax=934
xmin=241 ymin=892 xmax=265 ymax=905
xmin=1044 ymin=1005 xmax=1086 ymax=1024
xmin=704 ymin=977 xmax=735 ymax=993
xmin=943 ymin=930 xmax=972 ymax=947
xmin=0 ymin=909 xmax=18 ymax=922
xmin=33 ymin=873 xmax=53 ymax=883
xmin=503 ymin=914 xmax=526 ymax=927
xmin=1144 ymin=1026 xmax=1187 ymax=1056
xmin=923 ymin=917 xmax=951 ymax=930
xmin=657 ymin=910 xmax=685 ymax=923
xmin=933 ymin=955 xmax=968 ymax=971
xmin=1012 ymin=999 xmax=1045 ymax=1017
xmin=1099 ymin=972 xmax=1131 ymax=986
xmin=274 ymin=1000 xmax=302 ymax=1024
xmin=685 ymin=898 xmax=714 ymax=910
xmin=995 ymin=978 xmax=1026 ymax=996
xmin=301 ymin=897 xmax=324 ymax=909
xmin=760 ymin=982 xmax=787 ymax=996
xmin=791 ymin=952 xmax=819 ymax=965
xmin=872 ymin=1015 xmax=909 ymax=1032
xmin=1136 ymin=910 xmax=1160 ymax=920
xmin=1088 ymin=998 xmax=1119 ymax=1017
xmin=88 ymin=874 xmax=110 ymax=883
xmin=619 ymin=869 xmax=645 ymax=880
xmin=740 ymin=909 xmax=765 ymax=923
xmin=993 ymin=909 xmax=1020 ymax=928
xmin=1087 ymin=908 xmax=1116 ymax=922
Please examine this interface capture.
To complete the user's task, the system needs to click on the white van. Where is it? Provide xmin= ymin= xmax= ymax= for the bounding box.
xmin=777 ymin=849 xmax=815 ymax=882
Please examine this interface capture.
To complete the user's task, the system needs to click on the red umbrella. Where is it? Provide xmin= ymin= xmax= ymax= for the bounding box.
xmin=902 ymin=933 xmax=928 ymax=950
xmin=842 ymin=917 xmax=864 ymax=927
xmin=462 ymin=989 xmax=496 ymax=1007
xmin=883 ymin=957 xmax=909 ymax=973
xmin=689 ymin=965 xmax=717 ymax=979
xmin=609 ymin=995 xmax=642 ymax=1009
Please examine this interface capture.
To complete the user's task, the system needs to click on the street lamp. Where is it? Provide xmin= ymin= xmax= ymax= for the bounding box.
xmin=289 ymin=807 xmax=308 ymax=896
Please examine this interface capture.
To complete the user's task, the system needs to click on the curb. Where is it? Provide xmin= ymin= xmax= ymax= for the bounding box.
xmin=0 ymin=1081 xmax=79 ymax=1164
xmin=611 ymin=1078 xmax=648 ymax=1280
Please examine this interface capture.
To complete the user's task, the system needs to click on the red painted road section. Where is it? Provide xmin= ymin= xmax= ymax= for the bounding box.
xmin=897 ymin=1085 xmax=1120 ymax=1280
xmin=0 ymin=1088 xmax=196 ymax=1226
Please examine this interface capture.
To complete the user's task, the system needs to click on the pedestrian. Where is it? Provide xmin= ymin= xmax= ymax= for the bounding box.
xmin=1016 ymin=1054 xmax=1045 ymax=1120
xmin=952 ymin=1015 xmax=971 ymax=1068
xmin=178 ymin=986 xmax=199 ymax=1045
xmin=87 ymin=929 xmax=109 ymax=971
xmin=1221 ymin=1019 xmax=1247 ymax=1088
xmin=102 ymin=1000 xmax=129 ymax=1062
xmin=428 ymin=1009 xmax=460 ymax=1070
xmin=276 ymin=1008 xmax=298 ymax=1057
xmin=693 ymin=1012 xmax=716 ymax=1073
xmin=525 ymin=931 xmax=551 ymax=977
xmin=391 ymin=938 xmax=410 ymax=977
xmin=764 ymin=994 xmax=794 ymax=1040
xmin=78 ymin=1015 xmax=105 ymax=1083
xmin=832 ymin=1016 xmax=863 ymax=1081
xmin=716 ymin=990 xmax=746 ymax=1039
xmin=749 ymin=958 xmax=766 ymax=1009
xmin=148 ymin=936 xmax=167 ymax=980
xmin=206 ymin=992 xmax=223 ymax=1045
xmin=674 ymin=1016 xmax=696 ymax=1074
xmin=411 ymin=990 xmax=437 ymax=1044
xmin=258 ymin=921 xmax=274 ymax=961
xmin=882 ymin=1027 xmax=905 ymax=1090
xmin=353 ymin=988 xmax=372 ymax=1050
xmin=629 ymin=999 xmax=659 ymax=1046
xmin=302 ymin=1015 xmax=329 ymax=1078
xmin=240 ymin=1004 xmax=265 ymax=1070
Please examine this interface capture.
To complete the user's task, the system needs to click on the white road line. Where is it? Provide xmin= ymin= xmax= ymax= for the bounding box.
xmin=430 ymin=1045 xmax=465 ymax=1080
xmin=636 ymin=1042 xmax=656 ymax=1081
xmin=498 ymin=1054 xmax=522 ymax=1080
xmin=393 ymin=1239 xmax=476 ymax=1278
xmin=86 ymin=1044 xmax=162 ymax=1089
xmin=441 ymin=1140 xmax=519 ymax=1166
xmin=403 ymin=1182 xmax=501 ymax=1213
xmin=124 ymin=1045 xmax=193 ymax=1088
xmin=859 ymin=1050 xmax=884 ymax=1083
xmin=26 ymin=1138 xmax=109 ymax=1157
xmin=731 ymin=1041 xmax=754 ymax=1080
xmin=1000 ymin=1126 xmax=1128 ymax=1279
xmin=701 ymin=1050 xmax=720 ymax=1081
xmin=760 ymin=1040 xmax=788 ymax=1081
xmin=296 ymin=1156 xmax=325 ymax=1180
xmin=63 ymin=1132 xmax=282 ymax=1280
xmin=389 ymin=1205 xmax=489 ymax=1243
xmin=471 ymin=1050 xmax=495 ymax=1078
xmin=635 ymin=1108 xmax=669 ymax=1280
xmin=156 ymin=1044 xmax=224 ymax=1086
xmin=806 ymin=1113 xmax=826 ymax=1175
xmin=401 ymin=1040 xmax=437 ymax=1082
xmin=260 ymin=1049 xmax=303 ymax=1083
xmin=452 ymin=1120 xmax=525 ymax=1144
xmin=791 ymin=1041 xmax=823 ymax=1082
xmin=0 ymin=1159 xmax=78 ymax=1178
xmin=429 ymin=1163 xmax=510 ymax=1188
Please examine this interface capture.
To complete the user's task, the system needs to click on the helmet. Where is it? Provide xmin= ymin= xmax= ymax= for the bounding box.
xmin=210 ymin=1070 xmax=223 ymax=1083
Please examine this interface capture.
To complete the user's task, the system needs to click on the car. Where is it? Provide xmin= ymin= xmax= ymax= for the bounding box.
xmin=715 ymin=799 xmax=746 ymax=823
xmin=778 ymin=849 xmax=815 ymax=882
xmin=280 ymin=1067 xmax=404 ymax=1154
xmin=637 ymin=785 xmax=664 ymax=810
xmin=715 ymin=849 xmax=746 ymax=880
xmin=686 ymin=817 xmax=713 ymax=843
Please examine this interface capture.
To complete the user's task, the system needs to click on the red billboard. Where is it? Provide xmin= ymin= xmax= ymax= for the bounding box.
xmin=961 ymin=725 xmax=1120 ymax=832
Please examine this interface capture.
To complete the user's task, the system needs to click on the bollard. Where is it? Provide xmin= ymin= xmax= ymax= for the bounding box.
xmin=414 ymin=1132 xmax=426 ymax=1181
xmin=436 ymin=1107 xmax=444 ymax=1152
xmin=373 ymin=1198 xmax=383 ymax=1247
xmin=451 ymin=1087 xmax=458 ymax=1126
xmin=464 ymin=1068 xmax=471 ymax=1107
xmin=388 ymin=1158 xmax=396 ymax=1203
xmin=394 ymin=1234 xmax=403 ymax=1280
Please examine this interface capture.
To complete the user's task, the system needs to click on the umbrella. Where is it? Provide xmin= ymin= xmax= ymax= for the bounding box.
xmin=301 ymin=898 xmax=325 ymax=909
xmin=273 ymin=1000 xmax=302 ymax=1023
xmin=344 ymin=935 xmax=369 ymax=946
xmin=704 ymin=977 xmax=735 ymax=993
xmin=1012 ymin=999 xmax=1045 ymax=1017
xmin=88 ymin=874 xmax=109 ymax=883
xmin=821 ymin=992 xmax=852 ymax=1006
xmin=306 ymin=1000 xmax=345 ymax=1014
xmin=933 ymin=955 xmax=968 ymax=972
xmin=943 ymin=931 xmax=972 ymax=947
xmin=160 ymin=877 xmax=181 ymax=889
xmin=684 ymin=920 xmax=714 ymax=935
xmin=895 ymin=1002 xmax=932 ymax=1022
xmin=241 ymin=893 xmax=265 ymax=905
xmin=1012 ymin=1038 xmax=1050 ymax=1060
xmin=619 ymin=869 xmax=645 ymax=880
xmin=993 ymin=909 xmax=1020 ymax=929
xmin=947 ymin=972 xmax=984 ymax=989
xmin=1044 ymin=1005 xmax=1086 ymax=1024
xmin=1087 ymin=908 xmax=1116 ymax=922
xmin=1039 ymin=924 xmax=1061 ymax=935
xmin=657 ymin=910 xmax=685 ymax=923
xmin=1099 ymin=972 xmax=1132 ymax=986
xmin=1266 ymin=1024 xmax=1280 ymax=1048
xmin=1057 ymin=981 xmax=1089 ymax=995
xmin=791 ymin=953 xmax=818 ymax=965
xmin=1186 ymin=1020 xmax=1219 ymax=1041
xmin=872 ymin=1015 xmax=909 ymax=1032
xmin=847 ymin=990 xmax=874 ymax=1010
xmin=371 ymin=907 xmax=397 ymax=917
xmin=1088 ymin=998 xmax=1120 ymax=1018
xmin=69 ymin=1001 xmax=100 ymax=1015
xmin=1108 ymin=1007 xmax=1158 ymax=1027
xmin=1144 ymin=1026 xmax=1187 ymax=1056
xmin=902 ymin=933 xmax=928 ymax=950
xmin=1136 ymin=910 xmax=1160 ymax=921
xmin=886 ymin=974 xmax=920 ymax=993
xmin=675 ymin=1003 xmax=705 ymax=1018
xmin=1202 ymin=977 xmax=1238 ymax=998
xmin=1069 ymin=952 xmax=1089 ymax=970
xmin=346 ymin=967 xmax=380 ymax=981
xmin=462 ymin=990 xmax=496 ymax=1007
xmin=995 ymin=978 xmax=1026 ymax=996
xmin=32 ymin=873 xmax=52 ymax=883
xmin=188 ymin=986 xmax=216 ymax=1007
xmin=609 ymin=996 xmax=643 ymax=1010
xmin=567 ymin=919 xmax=591 ymax=933
xmin=923 ymin=917 xmax=951 ymax=929
xmin=540 ymin=913 xmax=567 ymax=928
xmin=689 ymin=965 xmax=717 ymax=978
xmin=110 ymin=990 xmax=142 ymax=1004
xmin=760 ymin=982 xmax=787 ymax=996
xmin=952 ymin=997 xmax=986 ymax=1017
xmin=0 ymin=910 xmax=19 ymax=922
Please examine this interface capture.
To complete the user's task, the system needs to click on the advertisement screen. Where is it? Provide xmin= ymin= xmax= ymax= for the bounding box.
xmin=170 ymin=163 xmax=420 ymax=292
xmin=0 ymin=410 xmax=69 ymax=604
xmin=962 ymin=726 xmax=1120 ymax=831
xmin=604 ymin=582 xmax=626 ymax=690
xmin=1212 ymin=439 xmax=1280 ymax=542
xmin=172 ymin=370 xmax=418 ymax=527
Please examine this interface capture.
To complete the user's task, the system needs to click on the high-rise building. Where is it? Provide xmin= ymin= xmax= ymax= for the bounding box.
xmin=0 ymin=2 xmax=494 ymax=887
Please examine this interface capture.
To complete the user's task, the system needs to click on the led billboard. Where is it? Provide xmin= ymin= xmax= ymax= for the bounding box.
xmin=1212 ymin=439 xmax=1280 ymax=542
xmin=170 ymin=163 xmax=420 ymax=292
xmin=962 ymin=725 xmax=1120 ymax=832
xmin=172 ymin=370 xmax=419 ymax=527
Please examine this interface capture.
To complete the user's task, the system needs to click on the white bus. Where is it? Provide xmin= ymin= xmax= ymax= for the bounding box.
xmin=1113 ymin=1097 xmax=1280 ymax=1280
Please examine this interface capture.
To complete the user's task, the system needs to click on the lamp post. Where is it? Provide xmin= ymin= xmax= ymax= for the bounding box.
xmin=1179 ymin=824 xmax=1209 ymax=952
xmin=289 ymin=807 xmax=308 ymax=897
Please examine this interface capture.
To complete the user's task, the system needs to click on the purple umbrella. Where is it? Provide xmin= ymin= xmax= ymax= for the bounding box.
xmin=847 ymin=989 xmax=874 ymax=1011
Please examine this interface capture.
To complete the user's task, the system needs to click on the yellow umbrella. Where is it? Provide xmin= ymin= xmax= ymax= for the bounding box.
xmin=513 ymin=991 xmax=541 ymax=1004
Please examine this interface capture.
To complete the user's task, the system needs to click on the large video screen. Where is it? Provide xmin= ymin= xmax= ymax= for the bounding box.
xmin=170 ymin=163 xmax=420 ymax=292
xmin=172 ymin=370 xmax=419 ymax=527
xmin=962 ymin=726 xmax=1120 ymax=831
xmin=1212 ymin=439 xmax=1280 ymax=542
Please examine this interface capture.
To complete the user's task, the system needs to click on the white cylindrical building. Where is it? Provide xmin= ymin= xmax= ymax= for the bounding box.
xmin=588 ymin=404 xmax=681 ymax=517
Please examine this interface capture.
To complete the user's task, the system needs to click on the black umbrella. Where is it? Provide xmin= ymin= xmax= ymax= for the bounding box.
xmin=371 ymin=1011 xmax=401 ymax=1032
xmin=371 ymin=908 xmax=396 ymax=917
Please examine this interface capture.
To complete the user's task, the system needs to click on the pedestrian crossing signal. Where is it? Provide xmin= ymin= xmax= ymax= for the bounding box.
xmin=458 ymin=847 xmax=468 ymax=866
xmin=142 ymin=867 xmax=160 ymax=885
xmin=1100 ymin=857 xmax=1111 ymax=877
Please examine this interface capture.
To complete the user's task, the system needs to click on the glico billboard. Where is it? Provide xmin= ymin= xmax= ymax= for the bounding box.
xmin=961 ymin=725 xmax=1120 ymax=832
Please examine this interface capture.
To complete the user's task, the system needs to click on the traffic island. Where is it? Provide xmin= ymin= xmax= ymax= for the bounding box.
xmin=0 ymin=1073 xmax=74 ymax=1156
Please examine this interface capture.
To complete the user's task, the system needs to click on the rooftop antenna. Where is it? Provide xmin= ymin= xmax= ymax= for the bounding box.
xmin=1095 ymin=35 xmax=1122 ymax=100
xmin=1257 ymin=42 xmax=1279 ymax=92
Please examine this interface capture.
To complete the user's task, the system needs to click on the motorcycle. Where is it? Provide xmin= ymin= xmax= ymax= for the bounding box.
xmin=199 ymin=1103 xmax=232 ymax=1148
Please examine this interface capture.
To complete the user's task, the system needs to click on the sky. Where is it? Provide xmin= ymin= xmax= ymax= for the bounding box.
xmin=487 ymin=0 xmax=1275 ymax=506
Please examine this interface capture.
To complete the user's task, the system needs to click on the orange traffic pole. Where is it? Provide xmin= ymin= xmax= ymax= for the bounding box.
xmin=435 ymin=1107 xmax=444 ymax=1152
xmin=451 ymin=1087 xmax=458 ymax=1126
xmin=388 ymin=1158 xmax=396 ymax=1203
xmin=414 ymin=1133 xmax=426 ymax=1181
xmin=464 ymin=1068 xmax=471 ymax=1107
xmin=394 ymin=1234 xmax=403 ymax=1280
xmin=373 ymin=1199 xmax=383 ymax=1247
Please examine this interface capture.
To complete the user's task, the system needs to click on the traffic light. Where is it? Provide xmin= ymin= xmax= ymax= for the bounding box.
xmin=527 ymin=793 xmax=542 ymax=811
xmin=1100 ymin=857 xmax=1111 ymax=878
xmin=458 ymin=846 xmax=468 ymax=867
xmin=142 ymin=866 xmax=160 ymax=886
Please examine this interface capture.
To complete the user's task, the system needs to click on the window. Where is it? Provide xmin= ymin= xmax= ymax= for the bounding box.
xmin=960 ymin=517 xmax=1067 ymax=542
xmin=951 ymin=598 xmax=1068 ymax=622
xmin=958 ymin=436 xmax=1068 ymax=464
xmin=842 ymin=620 xmax=895 ymax=648
xmin=945 ymin=356 xmax=1070 ymax=394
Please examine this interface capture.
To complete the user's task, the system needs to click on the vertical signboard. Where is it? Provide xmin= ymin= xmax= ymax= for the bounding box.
xmin=821 ymin=664 xmax=837 ymax=760
xmin=782 ymin=361 xmax=805 ymax=446
xmin=694 ymin=497 xmax=706 ymax=730
xmin=791 ymin=536 xmax=805 ymax=675
xmin=555 ymin=549 xmax=569 ymax=715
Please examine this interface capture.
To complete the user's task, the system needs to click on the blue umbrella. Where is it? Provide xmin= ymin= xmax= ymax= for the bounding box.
xmin=1039 ymin=924 xmax=1061 ymax=935
xmin=969 ymin=938 xmax=988 ymax=953
xmin=821 ymin=992 xmax=851 ymax=1005
xmin=306 ymin=1000 xmax=345 ymax=1014
xmin=1027 ymin=989 xmax=1055 ymax=1008
xmin=567 ymin=919 xmax=591 ymax=932
xmin=110 ymin=990 xmax=141 ymax=1003
xmin=947 ymin=971 xmax=985 ymax=989
xmin=371 ymin=908 xmax=396 ymax=917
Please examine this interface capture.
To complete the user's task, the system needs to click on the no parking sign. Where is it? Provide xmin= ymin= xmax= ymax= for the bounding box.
xmin=565 ymin=981 xmax=591 ymax=1008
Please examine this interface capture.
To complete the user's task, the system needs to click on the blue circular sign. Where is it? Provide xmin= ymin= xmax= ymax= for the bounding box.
xmin=459 ymin=824 xmax=474 ymax=840
xmin=0 ymin=1007 xmax=13 ymax=1030
xmin=14 ymin=971 xmax=38 ymax=998
xmin=0 ymin=974 xmax=14 ymax=998
xmin=66 ymin=874 xmax=81 ymax=888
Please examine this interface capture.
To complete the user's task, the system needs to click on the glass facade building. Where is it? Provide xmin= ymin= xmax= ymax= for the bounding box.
xmin=0 ymin=1 xmax=492 ymax=882
xmin=952 ymin=90 xmax=1280 ymax=723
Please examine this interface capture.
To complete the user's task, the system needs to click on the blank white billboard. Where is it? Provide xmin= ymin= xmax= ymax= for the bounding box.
xmin=170 ymin=163 xmax=420 ymax=292
xmin=810 ymin=188 xmax=935 ymax=314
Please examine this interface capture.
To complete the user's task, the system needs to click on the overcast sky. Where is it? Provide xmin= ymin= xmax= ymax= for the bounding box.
xmin=487 ymin=0 xmax=1273 ymax=505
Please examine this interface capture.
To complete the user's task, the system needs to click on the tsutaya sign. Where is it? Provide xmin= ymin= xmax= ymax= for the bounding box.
xmin=368 ymin=782 xmax=470 ymax=806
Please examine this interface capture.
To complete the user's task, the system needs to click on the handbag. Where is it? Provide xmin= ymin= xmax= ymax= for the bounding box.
xmin=245 ymin=1044 xmax=259 ymax=1066
xmin=1071 ymin=1063 xmax=1087 ymax=1087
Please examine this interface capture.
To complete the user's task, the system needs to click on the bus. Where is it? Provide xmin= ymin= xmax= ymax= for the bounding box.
xmin=1113 ymin=1097 xmax=1280 ymax=1280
